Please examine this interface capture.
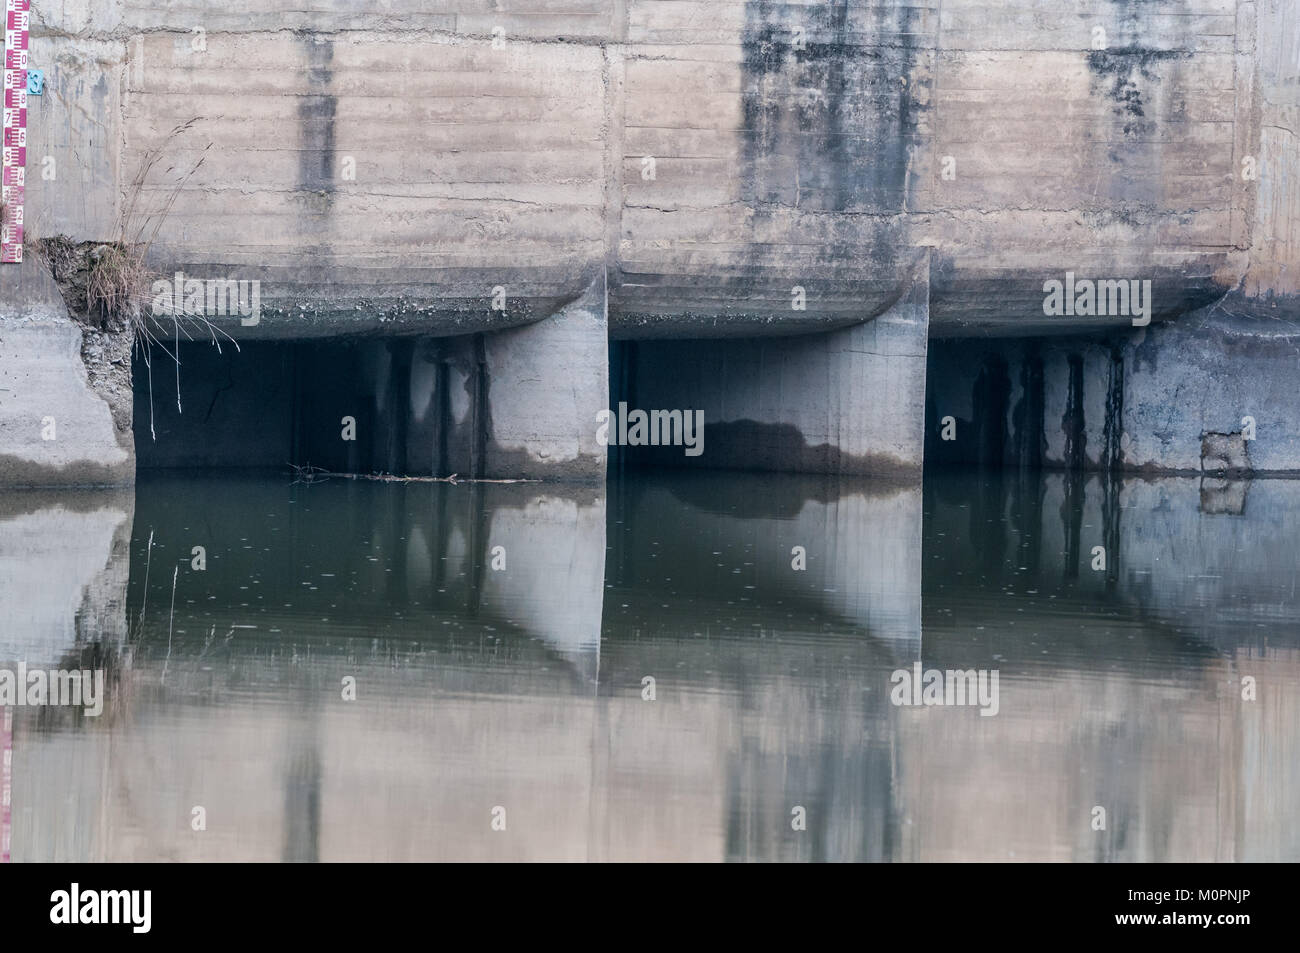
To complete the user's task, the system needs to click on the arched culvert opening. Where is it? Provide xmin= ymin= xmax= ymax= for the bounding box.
xmin=607 ymin=323 xmax=930 ymax=479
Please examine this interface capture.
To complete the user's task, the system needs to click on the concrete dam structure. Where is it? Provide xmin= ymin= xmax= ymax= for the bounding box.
xmin=2 ymin=0 xmax=1299 ymax=483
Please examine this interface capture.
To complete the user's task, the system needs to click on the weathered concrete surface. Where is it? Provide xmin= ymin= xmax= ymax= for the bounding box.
xmin=20 ymin=32 xmax=122 ymax=243
xmin=0 ymin=261 xmax=134 ymax=486
xmin=928 ymin=309 xmax=1300 ymax=475
xmin=481 ymin=274 xmax=608 ymax=480
xmin=1240 ymin=0 xmax=1300 ymax=311
xmin=1124 ymin=314 xmax=1300 ymax=473
xmin=122 ymin=25 xmax=609 ymax=339
xmin=626 ymin=253 xmax=929 ymax=475
xmin=14 ymin=0 xmax=1296 ymax=339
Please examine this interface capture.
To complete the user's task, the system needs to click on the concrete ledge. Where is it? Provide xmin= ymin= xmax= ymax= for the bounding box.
xmin=0 ymin=261 xmax=135 ymax=487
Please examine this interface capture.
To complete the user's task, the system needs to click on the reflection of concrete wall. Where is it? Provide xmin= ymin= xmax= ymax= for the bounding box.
xmin=128 ymin=475 xmax=606 ymax=666
xmin=917 ymin=471 xmax=1300 ymax=861
xmin=1116 ymin=479 xmax=1300 ymax=636
xmin=480 ymin=486 xmax=606 ymax=661
xmin=0 ymin=490 xmax=133 ymax=665
xmin=11 ymin=634 xmax=1294 ymax=861
xmin=892 ymin=659 xmax=1241 ymax=862
xmin=8 ymin=469 xmax=1299 ymax=861
xmin=1237 ymin=648 xmax=1300 ymax=863
xmin=609 ymin=472 xmax=922 ymax=649
xmin=926 ymin=471 xmax=1300 ymax=648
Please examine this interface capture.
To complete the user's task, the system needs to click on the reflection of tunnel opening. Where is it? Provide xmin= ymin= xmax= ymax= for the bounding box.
xmin=132 ymin=336 xmax=490 ymax=475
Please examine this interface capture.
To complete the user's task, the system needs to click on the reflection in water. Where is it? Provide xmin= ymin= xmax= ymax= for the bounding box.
xmin=0 ymin=469 xmax=1296 ymax=861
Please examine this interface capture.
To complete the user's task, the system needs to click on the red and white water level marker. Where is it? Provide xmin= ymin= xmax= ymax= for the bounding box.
xmin=1 ymin=707 xmax=11 ymax=863
xmin=2 ymin=0 xmax=30 ymax=264
xmin=0 ymin=0 xmax=26 ymax=858
xmin=0 ymin=0 xmax=27 ymax=847
xmin=0 ymin=0 xmax=26 ymax=859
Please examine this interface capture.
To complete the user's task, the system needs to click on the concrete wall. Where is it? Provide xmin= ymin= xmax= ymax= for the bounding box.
xmin=16 ymin=0 xmax=1298 ymax=339
xmin=8 ymin=0 xmax=1300 ymax=481
xmin=1242 ymin=0 xmax=1300 ymax=306
xmin=0 ymin=261 xmax=134 ymax=485
xmin=480 ymin=274 xmax=608 ymax=480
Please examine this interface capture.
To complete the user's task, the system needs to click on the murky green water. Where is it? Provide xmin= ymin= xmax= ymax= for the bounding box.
xmin=3 ymin=469 xmax=1297 ymax=861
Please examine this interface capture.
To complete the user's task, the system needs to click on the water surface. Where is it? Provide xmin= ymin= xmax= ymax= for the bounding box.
xmin=2 ymin=469 xmax=1296 ymax=861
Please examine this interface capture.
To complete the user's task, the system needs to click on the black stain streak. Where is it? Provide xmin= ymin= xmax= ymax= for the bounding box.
xmin=1086 ymin=47 xmax=1186 ymax=138
xmin=1063 ymin=353 xmax=1087 ymax=469
xmin=740 ymin=0 xmax=921 ymax=212
xmin=1102 ymin=342 xmax=1125 ymax=472
xmin=1011 ymin=345 xmax=1045 ymax=472
xmin=738 ymin=0 xmax=926 ymax=287
xmin=297 ymin=34 xmax=337 ymax=207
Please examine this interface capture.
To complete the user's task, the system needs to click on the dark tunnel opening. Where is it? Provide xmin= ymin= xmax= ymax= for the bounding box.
xmin=924 ymin=333 xmax=1128 ymax=474
xmin=132 ymin=335 xmax=491 ymax=476
xmin=135 ymin=333 xmax=1136 ymax=478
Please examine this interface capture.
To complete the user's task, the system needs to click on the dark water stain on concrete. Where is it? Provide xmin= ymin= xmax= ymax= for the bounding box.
xmin=1086 ymin=47 xmax=1186 ymax=138
xmin=296 ymin=34 xmax=338 ymax=213
xmin=972 ymin=354 xmax=1011 ymax=468
xmin=1063 ymin=353 xmax=1088 ymax=470
xmin=740 ymin=0 xmax=921 ymax=212
xmin=738 ymin=0 xmax=927 ymax=286
xmin=1011 ymin=345 xmax=1045 ymax=471
xmin=1102 ymin=342 xmax=1125 ymax=472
